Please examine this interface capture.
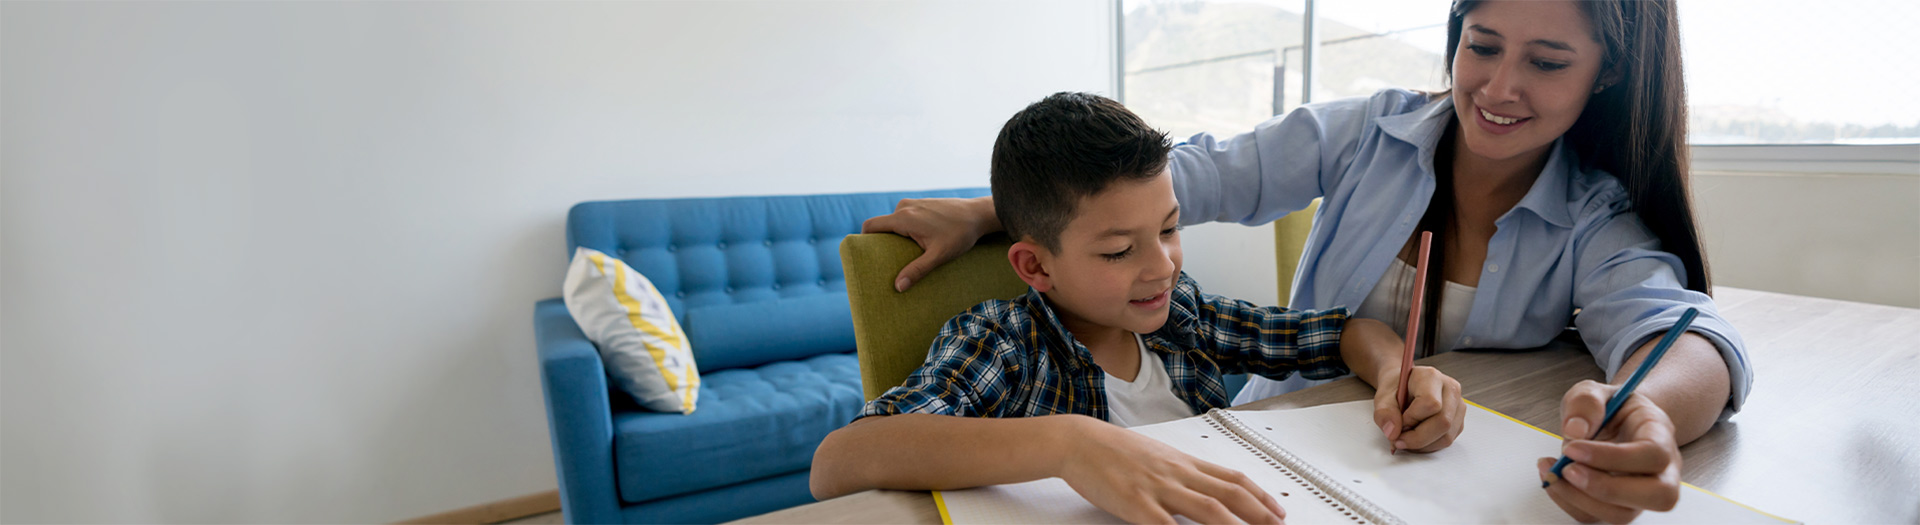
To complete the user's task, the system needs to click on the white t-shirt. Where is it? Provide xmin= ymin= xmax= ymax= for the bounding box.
xmin=1103 ymin=333 xmax=1197 ymax=427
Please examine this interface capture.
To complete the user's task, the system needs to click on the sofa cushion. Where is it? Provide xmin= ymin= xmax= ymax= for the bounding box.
xmin=613 ymin=352 xmax=863 ymax=504
xmin=682 ymin=293 xmax=854 ymax=372
xmin=564 ymin=248 xmax=702 ymax=413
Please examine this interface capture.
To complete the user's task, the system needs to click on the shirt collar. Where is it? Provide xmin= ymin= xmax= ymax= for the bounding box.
xmin=1376 ymin=94 xmax=1456 ymax=176
xmin=1163 ymin=273 xmax=1202 ymax=333
xmin=1015 ymin=287 xmax=1092 ymax=374
xmin=1019 ymin=287 xmax=1078 ymax=350
xmin=1018 ymin=277 xmax=1200 ymax=361
xmin=1376 ymin=94 xmax=1577 ymax=229
xmin=1507 ymin=139 xmax=1576 ymax=228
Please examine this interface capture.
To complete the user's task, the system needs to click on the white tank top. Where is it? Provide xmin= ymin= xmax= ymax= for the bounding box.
xmin=1354 ymin=258 xmax=1478 ymax=355
xmin=1103 ymin=333 xmax=1195 ymax=427
xmin=1249 ymin=258 xmax=1478 ymax=399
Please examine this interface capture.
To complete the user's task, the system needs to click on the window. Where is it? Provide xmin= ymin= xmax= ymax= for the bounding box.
xmin=1682 ymin=0 xmax=1919 ymax=145
xmin=1121 ymin=0 xmax=1309 ymax=141
xmin=1120 ymin=0 xmax=1920 ymax=146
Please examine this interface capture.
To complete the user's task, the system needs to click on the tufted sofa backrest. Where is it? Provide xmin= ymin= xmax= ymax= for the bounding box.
xmin=565 ymin=188 xmax=990 ymax=372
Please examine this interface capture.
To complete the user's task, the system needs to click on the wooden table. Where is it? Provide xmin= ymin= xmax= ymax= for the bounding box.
xmin=735 ymin=288 xmax=1920 ymax=524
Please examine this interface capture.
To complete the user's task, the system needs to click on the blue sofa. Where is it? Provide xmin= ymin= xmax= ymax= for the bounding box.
xmin=533 ymin=188 xmax=990 ymax=524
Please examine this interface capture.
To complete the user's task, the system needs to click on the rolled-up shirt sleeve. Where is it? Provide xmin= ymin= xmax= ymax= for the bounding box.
xmin=1570 ymin=195 xmax=1752 ymax=419
xmin=1174 ymin=275 xmax=1352 ymax=382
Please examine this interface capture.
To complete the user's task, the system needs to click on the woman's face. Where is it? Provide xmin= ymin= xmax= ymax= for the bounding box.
xmin=1450 ymin=0 xmax=1608 ymax=163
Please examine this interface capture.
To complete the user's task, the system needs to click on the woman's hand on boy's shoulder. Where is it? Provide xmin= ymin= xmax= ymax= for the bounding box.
xmin=861 ymin=196 xmax=998 ymax=292
xmin=1056 ymin=417 xmax=1287 ymax=525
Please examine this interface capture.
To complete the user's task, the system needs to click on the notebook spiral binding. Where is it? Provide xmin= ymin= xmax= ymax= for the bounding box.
xmin=1205 ymin=409 xmax=1405 ymax=525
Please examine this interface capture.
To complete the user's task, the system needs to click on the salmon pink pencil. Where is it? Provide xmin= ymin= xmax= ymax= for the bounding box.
xmin=1395 ymin=232 xmax=1434 ymax=413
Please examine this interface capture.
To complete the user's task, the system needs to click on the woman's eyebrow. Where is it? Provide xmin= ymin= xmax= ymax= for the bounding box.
xmin=1468 ymin=24 xmax=1575 ymax=52
xmin=1531 ymin=39 xmax=1574 ymax=52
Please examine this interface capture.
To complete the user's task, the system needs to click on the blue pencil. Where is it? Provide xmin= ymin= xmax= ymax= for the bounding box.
xmin=1546 ymin=307 xmax=1700 ymax=487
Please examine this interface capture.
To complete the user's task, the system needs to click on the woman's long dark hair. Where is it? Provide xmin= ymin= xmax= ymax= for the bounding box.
xmin=1406 ymin=0 xmax=1709 ymax=354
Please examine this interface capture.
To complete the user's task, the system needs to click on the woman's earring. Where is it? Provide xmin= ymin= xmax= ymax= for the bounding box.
xmin=1593 ymin=83 xmax=1610 ymax=94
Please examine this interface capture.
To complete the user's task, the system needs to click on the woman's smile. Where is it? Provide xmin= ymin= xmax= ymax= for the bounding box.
xmin=1474 ymin=106 xmax=1531 ymax=135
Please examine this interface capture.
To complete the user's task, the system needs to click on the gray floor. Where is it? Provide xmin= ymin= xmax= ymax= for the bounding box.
xmin=500 ymin=510 xmax=564 ymax=524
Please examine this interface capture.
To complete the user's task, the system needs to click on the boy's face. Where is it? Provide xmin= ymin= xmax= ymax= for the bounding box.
xmin=1014 ymin=169 xmax=1183 ymax=337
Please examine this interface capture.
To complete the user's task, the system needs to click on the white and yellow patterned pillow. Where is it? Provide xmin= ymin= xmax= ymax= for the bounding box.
xmin=562 ymin=247 xmax=700 ymax=414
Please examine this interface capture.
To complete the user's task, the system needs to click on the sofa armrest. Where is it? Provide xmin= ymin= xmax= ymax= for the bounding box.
xmin=534 ymin=298 xmax=624 ymax=524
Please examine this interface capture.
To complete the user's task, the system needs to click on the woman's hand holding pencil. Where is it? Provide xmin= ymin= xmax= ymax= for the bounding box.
xmin=1372 ymin=230 xmax=1465 ymax=454
xmin=1537 ymin=381 xmax=1684 ymax=524
xmin=1369 ymin=363 xmax=1466 ymax=454
xmin=1539 ymin=308 xmax=1696 ymax=523
xmin=1339 ymin=316 xmax=1467 ymax=454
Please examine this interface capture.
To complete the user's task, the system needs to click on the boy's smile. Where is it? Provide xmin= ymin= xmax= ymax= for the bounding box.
xmin=1011 ymin=168 xmax=1183 ymax=343
xmin=1128 ymin=288 xmax=1172 ymax=310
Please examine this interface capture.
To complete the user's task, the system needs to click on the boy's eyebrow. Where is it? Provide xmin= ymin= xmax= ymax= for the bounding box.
xmin=1096 ymin=207 xmax=1181 ymax=239
xmin=1467 ymin=24 xmax=1574 ymax=52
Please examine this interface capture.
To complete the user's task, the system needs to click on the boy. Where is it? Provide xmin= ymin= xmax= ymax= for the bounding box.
xmin=812 ymin=93 xmax=1463 ymax=524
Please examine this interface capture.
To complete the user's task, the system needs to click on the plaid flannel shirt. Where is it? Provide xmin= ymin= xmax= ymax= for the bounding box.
xmin=856 ymin=272 xmax=1350 ymax=422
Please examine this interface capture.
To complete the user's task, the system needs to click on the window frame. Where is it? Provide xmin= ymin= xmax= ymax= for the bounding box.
xmin=1691 ymin=144 xmax=1920 ymax=176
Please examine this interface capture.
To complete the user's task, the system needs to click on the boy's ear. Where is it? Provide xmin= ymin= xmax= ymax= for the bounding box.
xmin=1007 ymin=240 xmax=1054 ymax=292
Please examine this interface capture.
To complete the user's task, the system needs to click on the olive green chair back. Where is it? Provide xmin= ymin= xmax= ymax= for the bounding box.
xmin=840 ymin=233 xmax=1029 ymax=401
xmin=1273 ymin=198 xmax=1320 ymax=305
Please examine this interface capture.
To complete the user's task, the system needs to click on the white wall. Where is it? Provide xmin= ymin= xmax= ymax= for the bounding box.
xmin=1173 ymin=223 xmax=1282 ymax=307
xmin=0 ymin=1 xmax=1116 ymax=522
xmin=1694 ymin=171 xmax=1920 ymax=308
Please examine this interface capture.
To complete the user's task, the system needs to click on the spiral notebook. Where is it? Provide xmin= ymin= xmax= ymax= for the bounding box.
xmin=934 ymin=400 xmax=1794 ymax=524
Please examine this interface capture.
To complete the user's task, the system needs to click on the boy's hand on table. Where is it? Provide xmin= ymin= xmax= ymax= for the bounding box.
xmin=1057 ymin=417 xmax=1286 ymax=525
xmin=1537 ymin=380 xmax=1682 ymax=524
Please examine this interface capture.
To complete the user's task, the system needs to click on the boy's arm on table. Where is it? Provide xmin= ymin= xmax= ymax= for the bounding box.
xmin=810 ymin=309 xmax=1287 ymax=524
xmin=810 ymin=412 xmax=1285 ymax=525
xmin=808 ymin=412 xmax=1078 ymax=497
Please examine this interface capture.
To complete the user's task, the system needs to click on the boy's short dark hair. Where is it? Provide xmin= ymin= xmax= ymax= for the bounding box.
xmin=990 ymin=92 xmax=1172 ymax=252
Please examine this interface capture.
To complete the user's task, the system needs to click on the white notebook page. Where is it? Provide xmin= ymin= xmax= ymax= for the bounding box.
xmin=938 ymin=400 xmax=1791 ymax=524
xmin=1228 ymin=400 xmax=1790 ymax=524
xmin=939 ymin=415 xmax=1375 ymax=524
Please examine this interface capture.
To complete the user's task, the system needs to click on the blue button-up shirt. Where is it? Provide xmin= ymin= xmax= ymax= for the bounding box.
xmin=1170 ymin=89 xmax=1751 ymax=415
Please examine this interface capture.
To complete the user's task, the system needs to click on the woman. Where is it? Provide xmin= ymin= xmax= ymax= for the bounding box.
xmin=863 ymin=0 xmax=1749 ymax=522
